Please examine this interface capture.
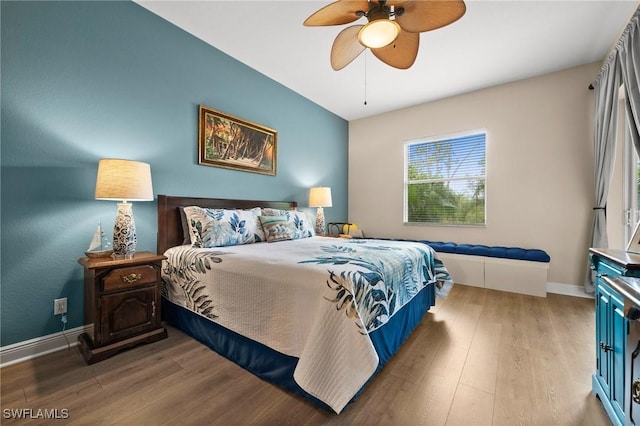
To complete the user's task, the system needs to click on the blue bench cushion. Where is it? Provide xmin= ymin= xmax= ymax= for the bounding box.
xmin=419 ymin=241 xmax=550 ymax=263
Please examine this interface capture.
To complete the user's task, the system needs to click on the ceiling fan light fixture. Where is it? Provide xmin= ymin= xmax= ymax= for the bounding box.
xmin=357 ymin=18 xmax=400 ymax=49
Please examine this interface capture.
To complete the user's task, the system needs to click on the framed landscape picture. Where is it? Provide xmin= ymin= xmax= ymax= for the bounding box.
xmin=198 ymin=105 xmax=277 ymax=175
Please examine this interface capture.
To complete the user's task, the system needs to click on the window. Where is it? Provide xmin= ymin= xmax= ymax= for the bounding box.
xmin=404 ymin=131 xmax=486 ymax=225
xmin=623 ymin=111 xmax=639 ymax=244
xmin=610 ymin=87 xmax=633 ymax=248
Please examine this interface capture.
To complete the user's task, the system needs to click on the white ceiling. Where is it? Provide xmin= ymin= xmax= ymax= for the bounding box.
xmin=136 ymin=0 xmax=639 ymax=121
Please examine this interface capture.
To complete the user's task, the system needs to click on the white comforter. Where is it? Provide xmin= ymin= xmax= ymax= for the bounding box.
xmin=161 ymin=236 xmax=452 ymax=413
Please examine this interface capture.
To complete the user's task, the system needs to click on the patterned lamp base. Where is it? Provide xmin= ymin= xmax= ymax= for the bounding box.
xmin=315 ymin=207 xmax=326 ymax=236
xmin=113 ymin=202 xmax=137 ymax=258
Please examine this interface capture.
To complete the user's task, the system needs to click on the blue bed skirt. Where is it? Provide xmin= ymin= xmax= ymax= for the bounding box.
xmin=161 ymin=282 xmax=436 ymax=412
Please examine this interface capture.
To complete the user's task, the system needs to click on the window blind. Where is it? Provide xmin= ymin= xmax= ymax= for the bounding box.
xmin=405 ymin=132 xmax=486 ymax=225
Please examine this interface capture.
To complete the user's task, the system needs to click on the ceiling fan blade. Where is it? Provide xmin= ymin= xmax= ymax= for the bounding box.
xmin=371 ymin=30 xmax=419 ymax=69
xmin=304 ymin=0 xmax=369 ymax=26
xmin=331 ymin=25 xmax=366 ymax=70
xmin=395 ymin=0 xmax=466 ymax=33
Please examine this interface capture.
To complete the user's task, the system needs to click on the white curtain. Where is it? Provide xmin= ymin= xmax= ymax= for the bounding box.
xmin=585 ymin=59 xmax=621 ymax=293
xmin=586 ymin=6 xmax=640 ymax=292
xmin=619 ymin=8 xmax=640 ymax=157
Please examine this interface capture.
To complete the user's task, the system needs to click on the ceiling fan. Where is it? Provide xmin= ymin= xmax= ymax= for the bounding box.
xmin=304 ymin=0 xmax=466 ymax=70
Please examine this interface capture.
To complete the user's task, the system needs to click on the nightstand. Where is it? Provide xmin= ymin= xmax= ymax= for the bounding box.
xmin=77 ymin=251 xmax=168 ymax=364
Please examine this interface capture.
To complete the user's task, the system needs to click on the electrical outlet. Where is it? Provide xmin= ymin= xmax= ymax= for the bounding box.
xmin=54 ymin=298 xmax=67 ymax=315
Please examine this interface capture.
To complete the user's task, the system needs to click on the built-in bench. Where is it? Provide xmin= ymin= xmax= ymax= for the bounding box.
xmin=419 ymin=241 xmax=551 ymax=297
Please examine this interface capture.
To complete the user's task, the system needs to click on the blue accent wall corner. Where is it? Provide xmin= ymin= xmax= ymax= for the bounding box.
xmin=1 ymin=1 xmax=348 ymax=346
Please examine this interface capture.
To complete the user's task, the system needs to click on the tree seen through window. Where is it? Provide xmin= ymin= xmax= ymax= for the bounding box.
xmin=405 ymin=132 xmax=486 ymax=225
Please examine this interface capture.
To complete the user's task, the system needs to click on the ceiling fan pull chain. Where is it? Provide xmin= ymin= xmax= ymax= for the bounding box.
xmin=364 ymin=52 xmax=368 ymax=106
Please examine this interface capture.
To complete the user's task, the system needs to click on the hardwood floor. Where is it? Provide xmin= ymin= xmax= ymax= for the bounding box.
xmin=1 ymin=285 xmax=611 ymax=425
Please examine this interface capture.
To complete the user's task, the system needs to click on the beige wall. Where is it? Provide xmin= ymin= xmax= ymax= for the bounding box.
xmin=349 ymin=62 xmax=601 ymax=289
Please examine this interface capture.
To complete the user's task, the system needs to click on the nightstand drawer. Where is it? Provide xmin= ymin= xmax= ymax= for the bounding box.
xmin=102 ymin=265 xmax=158 ymax=292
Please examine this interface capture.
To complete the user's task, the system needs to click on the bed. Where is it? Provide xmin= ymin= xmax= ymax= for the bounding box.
xmin=157 ymin=195 xmax=452 ymax=414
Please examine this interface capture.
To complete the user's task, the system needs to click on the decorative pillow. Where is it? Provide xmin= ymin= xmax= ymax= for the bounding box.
xmin=183 ymin=206 xmax=265 ymax=248
xmin=179 ymin=207 xmax=192 ymax=245
xmin=261 ymin=208 xmax=315 ymax=239
xmin=183 ymin=208 xmax=204 ymax=247
xmin=259 ymin=215 xmax=294 ymax=242
xmin=261 ymin=208 xmax=287 ymax=217
xmin=289 ymin=210 xmax=315 ymax=239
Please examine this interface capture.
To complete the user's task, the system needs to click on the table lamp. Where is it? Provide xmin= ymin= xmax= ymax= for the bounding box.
xmin=309 ymin=187 xmax=332 ymax=236
xmin=95 ymin=159 xmax=154 ymax=258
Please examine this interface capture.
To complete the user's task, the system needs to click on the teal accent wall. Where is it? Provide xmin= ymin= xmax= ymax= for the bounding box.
xmin=1 ymin=1 xmax=348 ymax=346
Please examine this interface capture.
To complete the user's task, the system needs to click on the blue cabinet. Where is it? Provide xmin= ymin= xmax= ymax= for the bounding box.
xmin=590 ymin=248 xmax=640 ymax=426
xmin=595 ymin=278 xmax=626 ymax=423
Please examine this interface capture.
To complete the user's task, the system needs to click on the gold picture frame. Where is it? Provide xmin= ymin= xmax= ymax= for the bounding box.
xmin=198 ymin=105 xmax=277 ymax=175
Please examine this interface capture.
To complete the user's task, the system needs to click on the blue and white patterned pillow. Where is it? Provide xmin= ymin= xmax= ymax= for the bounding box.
xmin=261 ymin=208 xmax=315 ymax=239
xmin=259 ymin=215 xmax=294 ymax=242
xmin=183 ymin=206 xmax=265 ymax=248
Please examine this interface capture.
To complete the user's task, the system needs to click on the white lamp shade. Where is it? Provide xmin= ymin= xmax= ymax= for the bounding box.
xmin=309 ymin=187 xmax=332 ymax=208
xmin=95 ymin=158 xmax=154 ymax=201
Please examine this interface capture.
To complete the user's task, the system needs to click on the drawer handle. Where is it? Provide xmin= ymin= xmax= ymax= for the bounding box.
xmin=121 ymin=273 xmax=142 ymax=284
xmin=152 ymin=301 xmax=156 ymax=318
xmin=634 ymin=379 xmax=640 ymax=404
xmin=600 ymin=341 xmax=613 ymax=352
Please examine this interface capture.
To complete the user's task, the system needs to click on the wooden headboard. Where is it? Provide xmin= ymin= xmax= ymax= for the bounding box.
xmin=157 ymin=195 xmax=297 ymax=254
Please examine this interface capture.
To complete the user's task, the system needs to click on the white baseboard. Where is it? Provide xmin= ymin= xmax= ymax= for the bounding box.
xmin=0 ymin=325 xmax=92 ymax=368
xmin=547 ymin=282 xmax=594 ymax=299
